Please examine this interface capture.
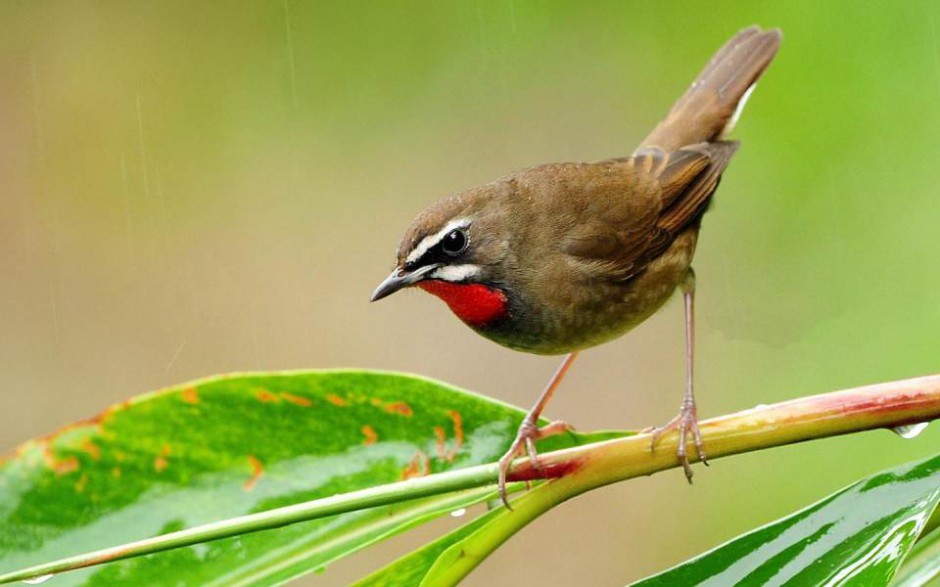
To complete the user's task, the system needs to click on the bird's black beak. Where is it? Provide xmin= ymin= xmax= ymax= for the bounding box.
xmin=370 ymin=264 xmax=441 ymax=302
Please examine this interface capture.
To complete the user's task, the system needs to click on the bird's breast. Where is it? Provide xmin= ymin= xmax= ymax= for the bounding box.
xmin=418 ymin=281 xmax=509 ymax=326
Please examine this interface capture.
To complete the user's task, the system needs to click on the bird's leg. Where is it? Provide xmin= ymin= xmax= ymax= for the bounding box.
xmin=497 ymin=351 xmax=579 ymax=507
xmin=650 ymin=268 xmax=708 ymax=481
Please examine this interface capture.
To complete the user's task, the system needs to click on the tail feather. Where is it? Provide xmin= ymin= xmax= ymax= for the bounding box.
xmin=640 ymin=26 xmax=782 ymax=151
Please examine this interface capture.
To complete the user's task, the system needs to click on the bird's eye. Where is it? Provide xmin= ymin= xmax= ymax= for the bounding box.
xmin=441 ymin=228 xmax=468 ymax=256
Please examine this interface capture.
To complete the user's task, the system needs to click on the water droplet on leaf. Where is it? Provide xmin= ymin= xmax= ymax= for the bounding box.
xmin=450 ymin=508 xmax=467 ymax=518
xmin=892 ymin=422 xmax=929 ymax=439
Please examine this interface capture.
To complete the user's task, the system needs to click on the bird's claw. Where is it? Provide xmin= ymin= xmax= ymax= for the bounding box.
xmin=650 ymin=401 xmax=707 ymax=482
xmin=497 ymin=419 xmax=571 ymax=509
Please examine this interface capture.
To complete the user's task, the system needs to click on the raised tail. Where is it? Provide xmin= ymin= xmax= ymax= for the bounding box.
xmin=639 ymin=26 xmax=782 ymax=152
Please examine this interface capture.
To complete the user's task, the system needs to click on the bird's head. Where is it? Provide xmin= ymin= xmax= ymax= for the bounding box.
xmin=370 ymin=185 xmax=513 ymax=326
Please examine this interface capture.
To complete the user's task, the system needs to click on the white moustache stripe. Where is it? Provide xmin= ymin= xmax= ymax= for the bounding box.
xmin=405 ymin=217 xmax=471 ymax=265
xmin=431 ymin=264 xmax=481 ymax=282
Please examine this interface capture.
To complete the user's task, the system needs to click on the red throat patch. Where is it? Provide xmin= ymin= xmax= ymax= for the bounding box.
xmin=418 ymin=281 xmax=508 ymax=326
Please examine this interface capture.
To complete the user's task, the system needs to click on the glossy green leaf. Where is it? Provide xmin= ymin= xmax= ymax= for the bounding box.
xmin=0 ymin=370 xmax=622 ymax=586
xmin=891 ymin=519 xmax=940 ymax=587
xmin=353 ymin=498 xmax=511 ymax=587
xmin=632 ymin=453 xmax=940 ymax=587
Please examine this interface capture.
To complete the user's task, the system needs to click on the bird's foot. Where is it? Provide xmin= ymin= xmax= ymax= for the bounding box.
xmin=497 ymin=418 xmax=571 ymax=508
xmin=649 ymin=400 xmax=708 ymax=482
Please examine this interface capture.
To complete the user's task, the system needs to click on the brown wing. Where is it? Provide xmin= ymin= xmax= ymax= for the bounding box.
xmin=560 ymin=142 xmax=738 ymax=281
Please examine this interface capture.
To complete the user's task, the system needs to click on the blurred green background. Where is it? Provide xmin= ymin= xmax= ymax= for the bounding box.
xmin=2 ymin=1 xmax=939 ymax=585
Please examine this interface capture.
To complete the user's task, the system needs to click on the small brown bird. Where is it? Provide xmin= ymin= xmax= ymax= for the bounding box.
xmin=372 ymin=26 xmax=781 ymax=504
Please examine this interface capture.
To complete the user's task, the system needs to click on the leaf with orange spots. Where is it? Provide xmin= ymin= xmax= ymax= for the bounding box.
xmin=0 ymin=370 xmax=620 ymax=585
xmin=361 ymin=425 xmax=378 ymax=446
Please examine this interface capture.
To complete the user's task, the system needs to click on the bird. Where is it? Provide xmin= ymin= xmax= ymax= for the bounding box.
xmin=371 ymin=26 xmax=782 ymax=506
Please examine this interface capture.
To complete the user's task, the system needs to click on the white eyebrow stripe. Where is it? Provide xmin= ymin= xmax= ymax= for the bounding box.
xmin=405 ymin=217 xmax=471 ymax=265
xmin=430 ymin=264 xmax=481 ymax=282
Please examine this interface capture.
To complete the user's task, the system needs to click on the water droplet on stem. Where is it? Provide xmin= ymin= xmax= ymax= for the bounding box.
xmin=23 ymin=574 xmax=54 ymax=585
xmin=450 ymin=508 xmax=467 ymax=518
xmin=892 ymin=422 xmax=929 ymax=439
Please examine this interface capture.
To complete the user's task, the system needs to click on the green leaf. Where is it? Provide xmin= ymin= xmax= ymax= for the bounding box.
xmin=0 ymin=370 xmax=623 ymax=586
xmin=353 ymin=503 xmax=508 ymax=587
xmin=631 ymin=453 xmax=940 ymax=587
xmin=353 ymin=498 xmax=534 ymax=587
xmin=891 ymin=518 xmax=940 ymax=587
xmin=355 ymin=461 xmax=581 ymax=587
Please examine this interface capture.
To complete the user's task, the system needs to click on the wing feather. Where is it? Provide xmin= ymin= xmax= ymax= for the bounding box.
xmin=559 ymin=142 xmax=738 ymax=282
